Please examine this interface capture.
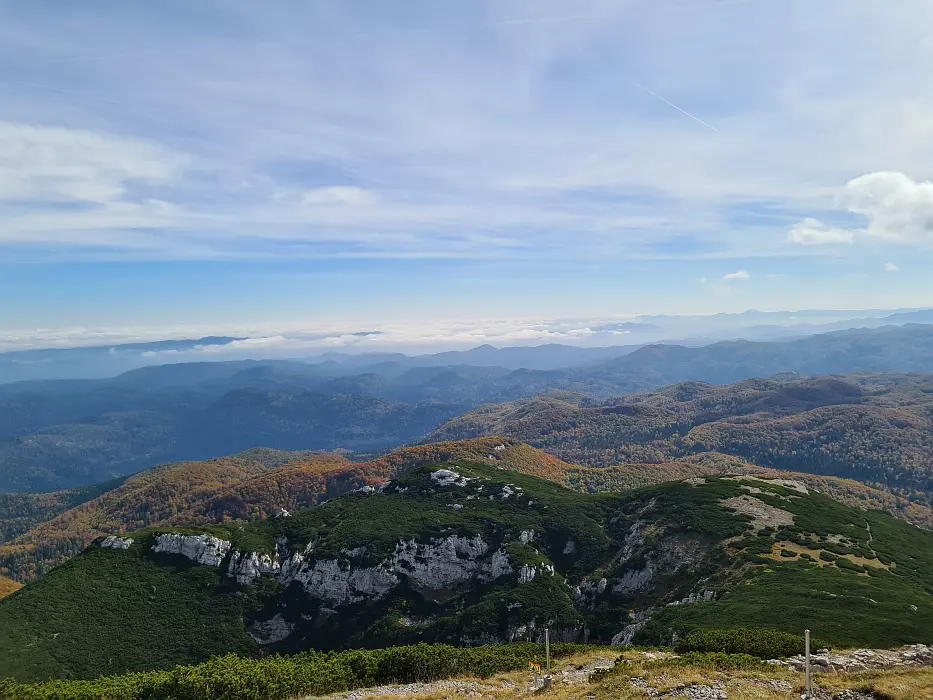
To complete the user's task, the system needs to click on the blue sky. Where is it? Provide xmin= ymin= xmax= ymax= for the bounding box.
xmin=3 ymin=0 xmax=933 ymax=347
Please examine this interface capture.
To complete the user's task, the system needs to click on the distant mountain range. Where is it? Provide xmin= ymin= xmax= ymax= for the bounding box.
xmin=3 ymin=307 xmax=932 ymax=384
xmin=6 ymin=324 xmax=933 ymax=492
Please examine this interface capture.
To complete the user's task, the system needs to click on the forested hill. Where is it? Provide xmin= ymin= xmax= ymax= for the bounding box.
xmin=4 ymin=438 xmax=930 ymax=583
xmin=4 ymin=462 xmax=933 ymax=682
xmin=425 ymin=373 xmax=933 ymax=506
xmin=4 ymin=324 xmax=933 ymax=493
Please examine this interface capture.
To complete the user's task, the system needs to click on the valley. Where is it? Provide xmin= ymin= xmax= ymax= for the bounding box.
xmin=4 ymin=325 xmax=933 ymax=493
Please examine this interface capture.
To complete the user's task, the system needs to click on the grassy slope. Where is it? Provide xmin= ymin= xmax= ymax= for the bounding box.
xmin=5 ymin=464 xmax=933 ymax=682
xmin=642 ymin=483 xmax=933 ymax=648
xmin=0 ymin=539 xmax=255 ymax=681
xmin=0 ymin=440 xmax=568 ymax=582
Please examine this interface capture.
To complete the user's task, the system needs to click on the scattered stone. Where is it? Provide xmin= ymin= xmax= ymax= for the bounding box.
xmin=833 ymin=691 xmax=876 ymax=700
xmin=661 ymin=684 xmax=727 ymax=699
xmin=771 ymin=644 xmax=933 ymax=673
xmin=630 ymin=677 xmax=661 ymax=697
xmin=430 ymin=469 xmax=472 ymax=487
xmin=99 ymin=535 xmax=133 ymax=550
xmin=326 ymin=680 xmax=497 ymax=700
xmin=721 ymin=494 xmax=794 ymax=530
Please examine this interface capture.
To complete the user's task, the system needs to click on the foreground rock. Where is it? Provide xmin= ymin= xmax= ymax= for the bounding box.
xmin=769 ymin=643 xmax=933 ymax=672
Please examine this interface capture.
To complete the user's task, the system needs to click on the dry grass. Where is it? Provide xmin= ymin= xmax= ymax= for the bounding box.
xmin=0 ymin=576 xmax=22 ymax=600
xmin=765 ymin=540 xmax=891 ymax=573
xmin=312 ymin=651 xmax=933 ymax=700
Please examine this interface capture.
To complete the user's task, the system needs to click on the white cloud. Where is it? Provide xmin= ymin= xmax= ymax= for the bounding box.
xmin=698 ymin=276 xmax=708 ymax=285
xmin=884 ymin=262 xmax=900 ymax=272
xmin=722 ymin=270 xmax=750 ymax=282
xmin=5 ymin=1 xmax=933 ymax=263
xmin=787 ymin=172 xmax=933 ymax=249
xmin=300 ymin=186 xmax=380 ymax=207
xmin=786 ymin=218 xmax=856 ymax=245
xmin=0 ymin=122 xmax=182 ymax=204
xmin=840 ymin=172 xmax=933 ymax=243
xmin=0 ymin=317 xmax=625 ymax=354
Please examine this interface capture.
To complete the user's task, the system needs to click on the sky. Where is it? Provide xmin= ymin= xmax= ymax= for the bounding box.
xmin=3 ymin=0 xmax=933 ymax=349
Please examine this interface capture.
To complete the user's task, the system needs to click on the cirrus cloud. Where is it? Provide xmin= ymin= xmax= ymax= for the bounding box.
xmin=786 ymin=218 xmax=856 ymax=246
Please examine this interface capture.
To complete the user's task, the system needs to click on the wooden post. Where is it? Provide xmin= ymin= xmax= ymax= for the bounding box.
xmin=805 ymin=629 xmax=812 ymax=697
xmin=545 ymin=628 xmax=550 ymax=672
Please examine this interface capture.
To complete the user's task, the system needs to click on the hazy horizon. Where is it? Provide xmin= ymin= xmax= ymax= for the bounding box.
xmin=1 ymin=305 xmax=927 ymax=357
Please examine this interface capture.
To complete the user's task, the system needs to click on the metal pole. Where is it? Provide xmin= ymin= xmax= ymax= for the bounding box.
xmin=545 ymin=628 xmax=550 ymax=672
xmin=805 ymin=629 xmax=812 ymax=697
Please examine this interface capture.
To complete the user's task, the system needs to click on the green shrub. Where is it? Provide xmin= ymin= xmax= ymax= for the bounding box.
xmin=674 ymin=628 xmax=830 ymax=659
xmin=779 ymin=549 xmax=796 ymax=558
xmin=820 ymin=551 xmax=838 ymax=562
xmin=834 ymin=558 xmax=867 ymax=574
xmin=0 ymin=643 xmax=597 ymax=700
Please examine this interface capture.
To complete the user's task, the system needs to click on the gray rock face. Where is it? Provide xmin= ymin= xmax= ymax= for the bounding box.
xmin=613 ymin=533 xmax=708 ymax=596
xmin=228 ymin=551 xmax=281 ymax=584
xmin=667 ymin=590 xmax=717 ymax=606
xmin=610 ymin=591 xmax=716 ymax=646
xmin=612 ymin=564 xmax=655 ymax=595
xmin=394 ymin=535 xmax=510 ymax=592
xmin=280 ymin=555 xmax=399 ymax=605
xmin=573 ymin=577 xmax=608 ymax=608
xmin=152 ymin=533 xmax=231 ymax=566
xmin=99 ymin=535 xmax=133 ymax=550
xmin=278 ymin=534 xmax=512 ymax=604
xmin=518 ymin=562 xmax=555 ymax=584
xmin=248 ymin=614 xmax=294 ymax=644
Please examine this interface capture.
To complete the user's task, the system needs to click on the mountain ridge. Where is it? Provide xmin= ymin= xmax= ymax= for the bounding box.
xmin=3 ymin=461 xmax=933 ymax=682
xmin=4 ymin=438 xmax=930 ymax=584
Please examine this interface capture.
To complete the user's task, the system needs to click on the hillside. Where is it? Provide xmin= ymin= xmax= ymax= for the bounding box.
xmin=6 ymin=438 xmax=930 ymax=584
xmin=3 ymin=461 xmax=933 ymax=682
xmin=0 ymin=439 xmax=566 ymax=581
xmin=426 ymin=374 xmax=933 ymax=506
xmin=6 ymin=325 xmax=933 ymax=493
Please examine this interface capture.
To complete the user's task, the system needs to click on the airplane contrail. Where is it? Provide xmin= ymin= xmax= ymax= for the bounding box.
xmin=632 ymin=82 xmax=720 ymax=133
